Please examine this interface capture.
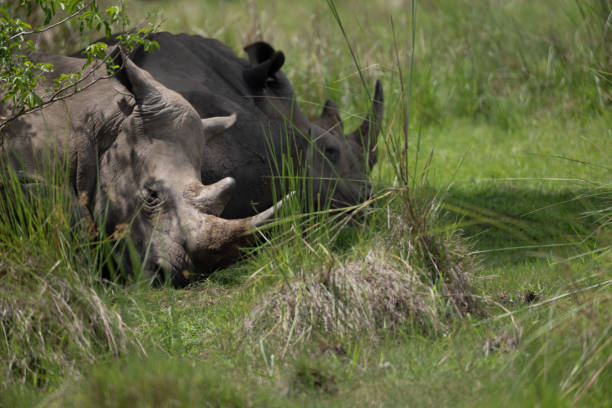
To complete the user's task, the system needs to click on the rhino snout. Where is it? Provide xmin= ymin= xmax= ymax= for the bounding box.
xmin=144 ymin=177 xmax=287 ymax=284
xmin=179 ymin=191 xmax=291 ymax=277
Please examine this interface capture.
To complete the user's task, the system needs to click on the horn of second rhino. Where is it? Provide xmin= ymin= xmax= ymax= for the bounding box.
xmin=348 ymin=80 xmax=384 ymax=169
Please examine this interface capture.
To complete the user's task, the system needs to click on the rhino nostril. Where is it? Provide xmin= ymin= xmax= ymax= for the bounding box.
xmin=150 ymin=258 xmax=192 ymax=288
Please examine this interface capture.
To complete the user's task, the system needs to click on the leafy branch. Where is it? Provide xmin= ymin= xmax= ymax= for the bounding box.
xmin=0 ymin=0 xmax=158 ymax=131
xmin=2 ymin=1 xmax=93 ymax=44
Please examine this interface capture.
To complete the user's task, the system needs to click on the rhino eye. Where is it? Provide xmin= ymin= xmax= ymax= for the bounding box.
xmin=143 ymin=186 xmax=165 ymax=211
xmin=325 ymin=146 xmax=339 ymax=163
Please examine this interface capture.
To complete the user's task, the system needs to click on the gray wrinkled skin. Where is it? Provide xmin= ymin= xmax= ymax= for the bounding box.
xmin=90 ymin=33 xmax=384 ymax=218
xmin=0 ymin=50 xmax=273 ymax=286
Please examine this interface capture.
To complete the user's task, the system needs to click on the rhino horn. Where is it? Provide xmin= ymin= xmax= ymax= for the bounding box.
xmin=348 ymin=80 xmax=384 ymax=169
xmin=246 ymin=192 xmax=292 ymax=229
xmin=184 ymin=177 xmax=236 ymax=217
xmin=187 ymin=193 xmax=291 ymax=254
xmin=201 ymin=113 xmax=237 ymax=141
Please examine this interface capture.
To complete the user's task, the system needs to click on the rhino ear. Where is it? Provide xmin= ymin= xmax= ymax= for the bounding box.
xmin=243 ymin=42 xmax=285 ymax=90
xmin=110 ymin=46 xmax=163 ymax=108
xmin=314 ymin=99 xmax=344 ymax=135
xmin=104 ymin=44 xmax=125 ymax=75
xmin=201 ymin=113 xmax=237 ymax=141
xmin=348 ymin=80 xmax=384 ymax=170
xmin=244 ymin=42 xmax=276 ymax=64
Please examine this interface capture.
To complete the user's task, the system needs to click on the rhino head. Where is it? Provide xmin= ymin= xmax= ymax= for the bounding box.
xmin=94 ymin=54 xmax=278 ymax=285
xmin=309 ymin=81 xmax=383 ymax=208
xmin=243 ymin=42 xmax=384 ymax=210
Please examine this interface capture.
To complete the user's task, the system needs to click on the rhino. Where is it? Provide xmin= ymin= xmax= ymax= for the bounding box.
xmin=0 ymin=48 xmax=282 ymax=286
xmin=91 ymin=32 xmax=384 ymax=218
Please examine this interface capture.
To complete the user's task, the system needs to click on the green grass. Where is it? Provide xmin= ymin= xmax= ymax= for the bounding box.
xmin=2 ymin=0 xmax=612 ymax=406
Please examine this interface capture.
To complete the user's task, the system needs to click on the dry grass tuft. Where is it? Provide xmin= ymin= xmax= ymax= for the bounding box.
xmin=0 ymin=256 xmax=140 ymax=388
xmin=385 ymin=204 xmax=478 ymax=316
xmin=0 ymin=171 xmax=143 ymax=389
xmin=244 ymin=236 xmax=477 ymax=348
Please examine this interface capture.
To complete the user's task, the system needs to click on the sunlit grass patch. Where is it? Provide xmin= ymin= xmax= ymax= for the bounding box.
xmin=472 ymin=262 xmax=612 ymax=407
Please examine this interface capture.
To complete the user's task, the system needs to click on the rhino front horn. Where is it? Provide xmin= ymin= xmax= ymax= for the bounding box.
xmin=187 ymin=192 xmax=293 ymax=255
xmin=348 ymin=80 xmax=384 ymax=169
xmin=247 ymin=191 xmax=294 ymax=229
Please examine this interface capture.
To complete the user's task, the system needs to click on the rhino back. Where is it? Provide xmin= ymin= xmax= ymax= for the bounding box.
xmin=131 ymin=33 xmax=252 ymax=117
xmin=129 ymin=33 xmax=305 ymax=218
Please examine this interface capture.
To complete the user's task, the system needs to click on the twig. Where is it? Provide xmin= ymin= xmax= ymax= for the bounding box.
xmin=0 ymin=55 xmax=116 ymax=133
xmin=3 ymin=2 xmax=93 ymax=44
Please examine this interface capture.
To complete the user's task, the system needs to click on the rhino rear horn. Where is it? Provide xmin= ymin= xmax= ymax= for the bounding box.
xmin=348 ymin=80 xmax=384 ymax=169
xmin=185 ymin=177 xmax=236 ymax=216
xmin=201 ymin=113 xmax=237 ymax=141
xmin=243 ymin=42 xmax=285 ymax=90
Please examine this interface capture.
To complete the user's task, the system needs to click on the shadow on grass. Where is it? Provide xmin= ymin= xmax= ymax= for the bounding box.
xmin=443 ymin=185 xmax=605 ymax=266
xmin=207 ymin=184 xmax=606 ymax=286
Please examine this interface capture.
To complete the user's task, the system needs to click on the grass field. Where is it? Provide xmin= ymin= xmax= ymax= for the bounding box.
xmin=1 ymin=0 xmax=611 ymax=406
